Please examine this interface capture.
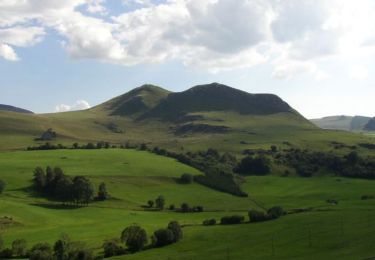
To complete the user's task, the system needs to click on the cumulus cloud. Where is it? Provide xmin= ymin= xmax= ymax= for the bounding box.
xmin=1 ymin=0 xmax=375 ymax=78
xmin=55 ymin=100 xmax=91 ymax=112
xmin=0 ymin=43 xmax=18 ymax=61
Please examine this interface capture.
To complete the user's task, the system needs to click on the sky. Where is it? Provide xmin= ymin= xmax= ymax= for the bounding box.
xmin=0 ymin=0 xmax=374 ymax=119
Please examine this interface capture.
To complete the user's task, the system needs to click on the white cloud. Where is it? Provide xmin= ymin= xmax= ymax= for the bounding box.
xmin=55 ymin=100 xmax=91 ymax=112
xmin=0 ymin=43 xmax=18 ymax=61
xmin=1 ymin=0 xmax=375 ymax=77
xmin=349 ymin=65 xmax=369 ymax=80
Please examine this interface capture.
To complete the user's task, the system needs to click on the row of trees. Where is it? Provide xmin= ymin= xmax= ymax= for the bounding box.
xmin=103 ymin=221 xmax=183 ymax=257
xmin=146 ymin=196 xmax=203 ymax=213
xmin=0 ymin=234 xmax=92 ymax=259
xmin=33 ymin=166 xmax=108 ymax=205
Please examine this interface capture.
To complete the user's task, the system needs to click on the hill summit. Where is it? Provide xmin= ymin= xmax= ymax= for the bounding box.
xmin=98 ymin=83 xmax=294 ymax=121
xmin=0 ymin=104 xmax=33 ymax=114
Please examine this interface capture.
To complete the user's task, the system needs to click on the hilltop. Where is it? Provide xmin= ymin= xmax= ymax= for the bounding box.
xmin=0 ymin=104 xmax=33 ymax=114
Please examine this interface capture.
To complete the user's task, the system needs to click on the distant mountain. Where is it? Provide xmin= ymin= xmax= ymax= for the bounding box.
xmin=364 ymin=118 xmax=375 ymax=131
xmin=0 ymin=104 xmax=33 ymax=114
xmin=310 ymin=115 xmax=371 ymax=131
xmin=97 ymin=83 xmax=295 ymax=122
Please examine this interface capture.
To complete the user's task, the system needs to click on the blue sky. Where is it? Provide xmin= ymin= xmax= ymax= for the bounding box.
xmin=0 ymin=0 xmax=374 ymax=118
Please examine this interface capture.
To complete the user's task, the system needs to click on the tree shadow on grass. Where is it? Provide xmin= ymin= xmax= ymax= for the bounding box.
xmin=29 ymin=202 xmax=84 ymax=210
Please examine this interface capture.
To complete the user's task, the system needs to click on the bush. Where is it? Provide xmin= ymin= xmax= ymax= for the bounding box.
xmin=180 ymin=203 xmax=190 ymax=213
xmin=361 ymin=195 xmax=374 ymax=200
xmin=29 ymin=243 xmax=53 ymax=260
xmin=0 ymin=248 xmax=13 ymax=258
xmin=234 ymin=156 xmax=271 ymax=176
xmin=179 ymin=173 xmax=193 ymax=184
xmin=248 ymin=210 xmax=267 ymax=222
xmin=121 ymin=225 xmax=148 ymax=252
xmin=103 ymin=240 xmax=122 ymax=257
xmin=0 ymin=180 xmax=5 ymax=194
xmin=168 ymin=204 xmax=175 ymax=210
xmin=167 ymin=221 xmax=182 ymax=242
xmin=12 ymin=239 xmax=27 ymax=256
xmin=203 ymin=219 xmax=216 ymax=226
xmin=155 ymin=195 xmax=165 ymax=210
xmin=153 ymin=229 xmax=175 ymax=247
xmin=267 ymin=206 xmax=285 ymax=219
xmin=147 ymin=200 xmax=154 ymax=208
xmin=220 ymin=215 xmax=244 ymax=225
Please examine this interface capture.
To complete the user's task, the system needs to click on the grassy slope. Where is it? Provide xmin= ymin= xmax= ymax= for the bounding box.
xmin=0 ymin=149 xmax=375 ymax=259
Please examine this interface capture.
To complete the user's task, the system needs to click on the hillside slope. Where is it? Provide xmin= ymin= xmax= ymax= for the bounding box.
xmin=0 ymin=83 xmax=373 ymax=153
xmin=0 ymin=104 xmax=33 ymax=114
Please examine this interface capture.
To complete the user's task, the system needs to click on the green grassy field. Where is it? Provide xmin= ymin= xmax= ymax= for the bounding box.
xmin=1 ymin=149 xmax=375 ymax=259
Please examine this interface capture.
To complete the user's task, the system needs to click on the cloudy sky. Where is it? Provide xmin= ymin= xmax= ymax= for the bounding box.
xmin=0 ymin=0 xmax=374 ymax=118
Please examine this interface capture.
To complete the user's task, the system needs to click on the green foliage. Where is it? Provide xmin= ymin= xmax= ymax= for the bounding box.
xmin=30 ymin=242 xmax=53 ymax=260
xmin=155 ymin=195 xmax=165 ymax=210
xmin=220 ymin=215 xmax=244 ymax=225
xmin=179 ymin=173 xmax=193 ymax=184
xmin=102 ymin=239 xmax=123 ymax=257
xmin=167 ymin=221 xmax=183 ymax=242
xmin=97 ymin=182 xmax=108 ymax=201
xmin=248 ymin=210 xmax=267 ymax=223
xmin=153 ymin=228 xmax=175 ymax=247
xmin=203 ymin=219 xmax=216 ymax=226
xmin=121 ymin=225 xmax=148 ymax=252
xmin=147 ymin=200 xmax=154 ymax=208
xmin=12 ymin=238 xmax=27 ymax=256
xmin=234 ymin=155 xmax=271 ymax=176
xmin=267 ymin=206 xmax=285 ymax=219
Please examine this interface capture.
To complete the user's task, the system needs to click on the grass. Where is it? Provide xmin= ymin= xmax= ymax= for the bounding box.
xmin=0 ymin=149 xmax=375 ymax=259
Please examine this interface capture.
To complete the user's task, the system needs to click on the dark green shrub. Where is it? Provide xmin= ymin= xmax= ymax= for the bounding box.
xmin=103 ymin=240 xmax=122 ymax=257
xmin=12 ymin=239 xmax=27 ymax=256
xmin=267 ymin=206 xmax=285 ymax=219
xmin=248 ymin=210 xmax=267 ymax=222
xmin=120 ymin=225 xmax=147 ymax=252
xmin=220 ymin=215 xmax=244 ymax=225
xmin=203 ymin=219 xmax=216 ymax=226
xmin=153 ymin=229 xmax=175 ymax=247
xmin=29 ymin=242 xmax=53 ymax=260
xmin=167 ymin=221 xmax=182 ymax=242
xmin=0 ymin=180 xmax=5 ymax=194
xmin=180 ymin=173 xmax=193 ymax=184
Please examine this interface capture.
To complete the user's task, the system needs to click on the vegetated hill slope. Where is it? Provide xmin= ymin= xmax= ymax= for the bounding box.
xmin=0 ymin=83 xmax=372 ymax=153
xmin=310 ymin=115 xmax=371 ymax=131
xmin=0 ymin=104 xmax=33 ymax=114
xmin=364 ymin=117 xmax=375 ymax=131
xmin=140 ymin=83 xmax=294 ymax=121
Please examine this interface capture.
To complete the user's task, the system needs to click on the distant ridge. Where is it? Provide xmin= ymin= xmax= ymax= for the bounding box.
xmin=0 ymin=104 xmax=33 ymax=114
xmin=310 ymin=115 xmax=372 ymax=131
xmin=364 ymin=118 xmax=375 ymax=131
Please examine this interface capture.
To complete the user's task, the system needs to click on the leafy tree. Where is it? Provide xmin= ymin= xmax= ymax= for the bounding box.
xmin=29 ymin=242 xmax=53 ymax=260
xmin=267 ymin=206 xmax=285 ymax=219
xmin=121 ymin=225 xmax=148 ymax=252
xmin=103 ymin=239 xmax=122 ymax=257
xmin=155 ymin=195 xmax=165 ymax=210
xmin=0 ymin=180 xmax=5 ymax=194
xmin=33 ymin=167 xmax=46 ymax=191
xmin=346 ymin=151 xmax=359 ymax=165
xmin=147 ymin=200 xmax=154 ymax=208
xmin=153 ymin=229 xmax=175 ymax=247
xmin=220 ymin=215 xmax=244 ymax=225
xmin=12 ymin=239 xmax=27 ymax=256
xmin=235 ymin=156 xmax=271 ymax=175
xmin=180 ymin=173 xmax=193 ymax=184
xmin=167 ymin=221 xmax=182 ymax=242
xmin=248 ymin=210 xmax=267 ymax=222
xmin=72 ymin=143 xmax=79 ymax=149
xmin=53 ymin=234 xmax=71 ymax=260
xmin=97 ymin=182 xmax=108 ymax=200
xmin=169 ymin=204 xmax=175 ymax=210
xmin=181 ymin=203 xmax=190 ymax=213
xmin=72 ymin=176 xmax=94 ymax=205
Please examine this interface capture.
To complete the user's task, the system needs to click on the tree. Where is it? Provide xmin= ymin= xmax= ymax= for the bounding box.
xmin=0 ymin=180 xmax=5 ymax=194
xmin=346 ymin=151 xmax=359 ymax=165
xmin=33 ymin=167 xmax=46 ymax=191
xmin=0 ymin=235 xmax=3 ymax=251
xmin=53 ymin=234 xmax=71 ymax=260
xmin=167 ymin=221 xmax=182 ymax=242
xmin=55 ymin=176 xmax=73 ymax=204
xmin=103 ymin=239 xmax=122 ymax=257
xmin=29 ymin=242 xmax=53 ymax=260
xmin=12 ymin=239 xmax=27 ymax=256
xmin=72 ymin=176 xmax=94 ymax=205
xmin=267 ymin=206 xmax=285 ymax=219
xmin=155 ymin=195 xmax=165 ymax=210
xmin=235 ymin=156 xmax=271 ymax=175
xmin=153 ymin=228 xmax=175 ymax=247
xmin=181 ymin=203 xmax=190 ymax=213
xmin=121 ymin=225 xmax=148 ymax=252
xmin=220 ymin=215 xmax=244 ymax=225
xmin=180 ymin=173 xmax=193 ymax=184
xmin=147 ymin=200 xmax=154 ymax=208
xmin=97 ymin=182 xmax=108 ymax=200
xmin=248 ymin=210 xmax=267 ymax=222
